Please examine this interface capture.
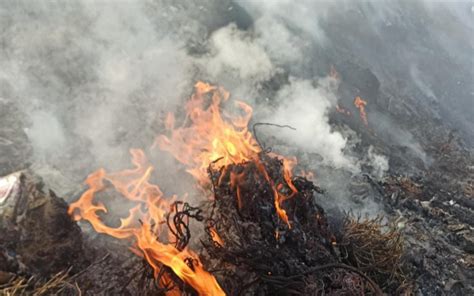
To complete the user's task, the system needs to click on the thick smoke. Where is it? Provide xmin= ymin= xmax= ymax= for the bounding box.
xmin=1 ymin=0 xmax=472 ymax=215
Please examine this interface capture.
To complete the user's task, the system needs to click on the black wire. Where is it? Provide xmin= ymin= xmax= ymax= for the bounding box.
xmin=252 ymin=122 xmax=296 ymax=151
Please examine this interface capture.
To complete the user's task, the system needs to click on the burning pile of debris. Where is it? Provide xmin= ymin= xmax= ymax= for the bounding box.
xmin=0 ymin=82 xmax=415 ymax=295
xmin=0 ymin=158 xmax=407 ymax=295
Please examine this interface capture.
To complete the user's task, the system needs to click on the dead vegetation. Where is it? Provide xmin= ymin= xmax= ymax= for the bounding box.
xmin=0 ymin=269 xmax=80 ymax=296
xmin=340 ymin=216 xmax=410 ymax=293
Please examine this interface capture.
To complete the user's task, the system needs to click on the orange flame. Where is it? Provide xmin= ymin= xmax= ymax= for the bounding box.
xmin=283 ymin=157 xmax=298 ymax=195
xmin=354 ymin=96 xmax=368 ymax=126
xmin=68 ymin=149 xmax=225 ymax=296
xmin=155 ymin=81 xmax=260 ymax=186
xmin=155 ymin=81 xmax=296 ymax=225
xmin=254 ymin=157 xmax=291 ymax=228
xmin=209 ymin=227 xmax=224 ymax=246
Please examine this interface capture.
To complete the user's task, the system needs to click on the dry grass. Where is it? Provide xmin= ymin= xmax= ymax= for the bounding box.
xmin=0 ymin=269 xmax=81 ymax=296
xmin=341 ymin=215 xmax=411 ymax=293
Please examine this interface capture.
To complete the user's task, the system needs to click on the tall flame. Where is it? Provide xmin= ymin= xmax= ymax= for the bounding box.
xmin=155 ymin=82 xmax=260 ymax=186
xmin=68 ymin=149 xmax=225 ymax=295
xmin=155 ymin=82 xmax=297 ymax=225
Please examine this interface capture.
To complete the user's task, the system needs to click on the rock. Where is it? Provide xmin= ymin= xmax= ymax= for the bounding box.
xmin=0 ymin=170 xmax=84 ymax=277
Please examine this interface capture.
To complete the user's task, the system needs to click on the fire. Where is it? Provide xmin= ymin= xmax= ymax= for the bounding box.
xmin=354 ymin=96 xmax=368 ymax=126
xmin=155 ymin=81 xmax=260 ymax=186
xmin=68 ymin=149 xmax=225 ymax=295
xmin=282 ymin=157 xmax=298 ymax=195
xmin=69 ymin=81 xmax=300 ymax=294
xmin=254 ymin=157 xmax=291 ymax=227
xmin=229 ymin=170 xmax=245 ymax=209
xmin=209 ymin=227 xmax=224 ymax=246
xmin=155 ymin=82 xmax=298 ymax=226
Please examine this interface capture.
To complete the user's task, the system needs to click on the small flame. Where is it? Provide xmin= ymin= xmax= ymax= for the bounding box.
xmin=209 ymin=227 xmax=224 ymax=246
xmin=255 ymin=157 xmax=291 ymax=228
xmin=283 ymin=157 xmax=298 ymax=195
xmin=354 ymin=96 xmax=368 ymax=127
xmin=68 ymin=149 xmax=224 ymax=295
xmin=274 ymin=189 xmax=291 ymax=227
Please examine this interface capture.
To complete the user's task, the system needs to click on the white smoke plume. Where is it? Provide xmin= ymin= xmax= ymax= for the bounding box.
xmin=261 ymin=77 xmax=354 ymax=169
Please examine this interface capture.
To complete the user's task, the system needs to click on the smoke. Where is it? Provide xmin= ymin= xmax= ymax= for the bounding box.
xmin=204 ymin=24 xmax=274 ymax=81
xmin=0 ymin=0 xmax=471 ymax=215
xmin=366 ymin=146 xmax=389 ymax=179
xmin=238 ymin=0 xmax=328 ymax=44
xmin=261 ymin=77 xmax=355 ymax=169
xmin=410 ymin=65 xmax=437 ymax=102
xmin=24 ymin=110 xmax=66 ymax=159
xmin=1 ymin=1 xmax=197 ymax=174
